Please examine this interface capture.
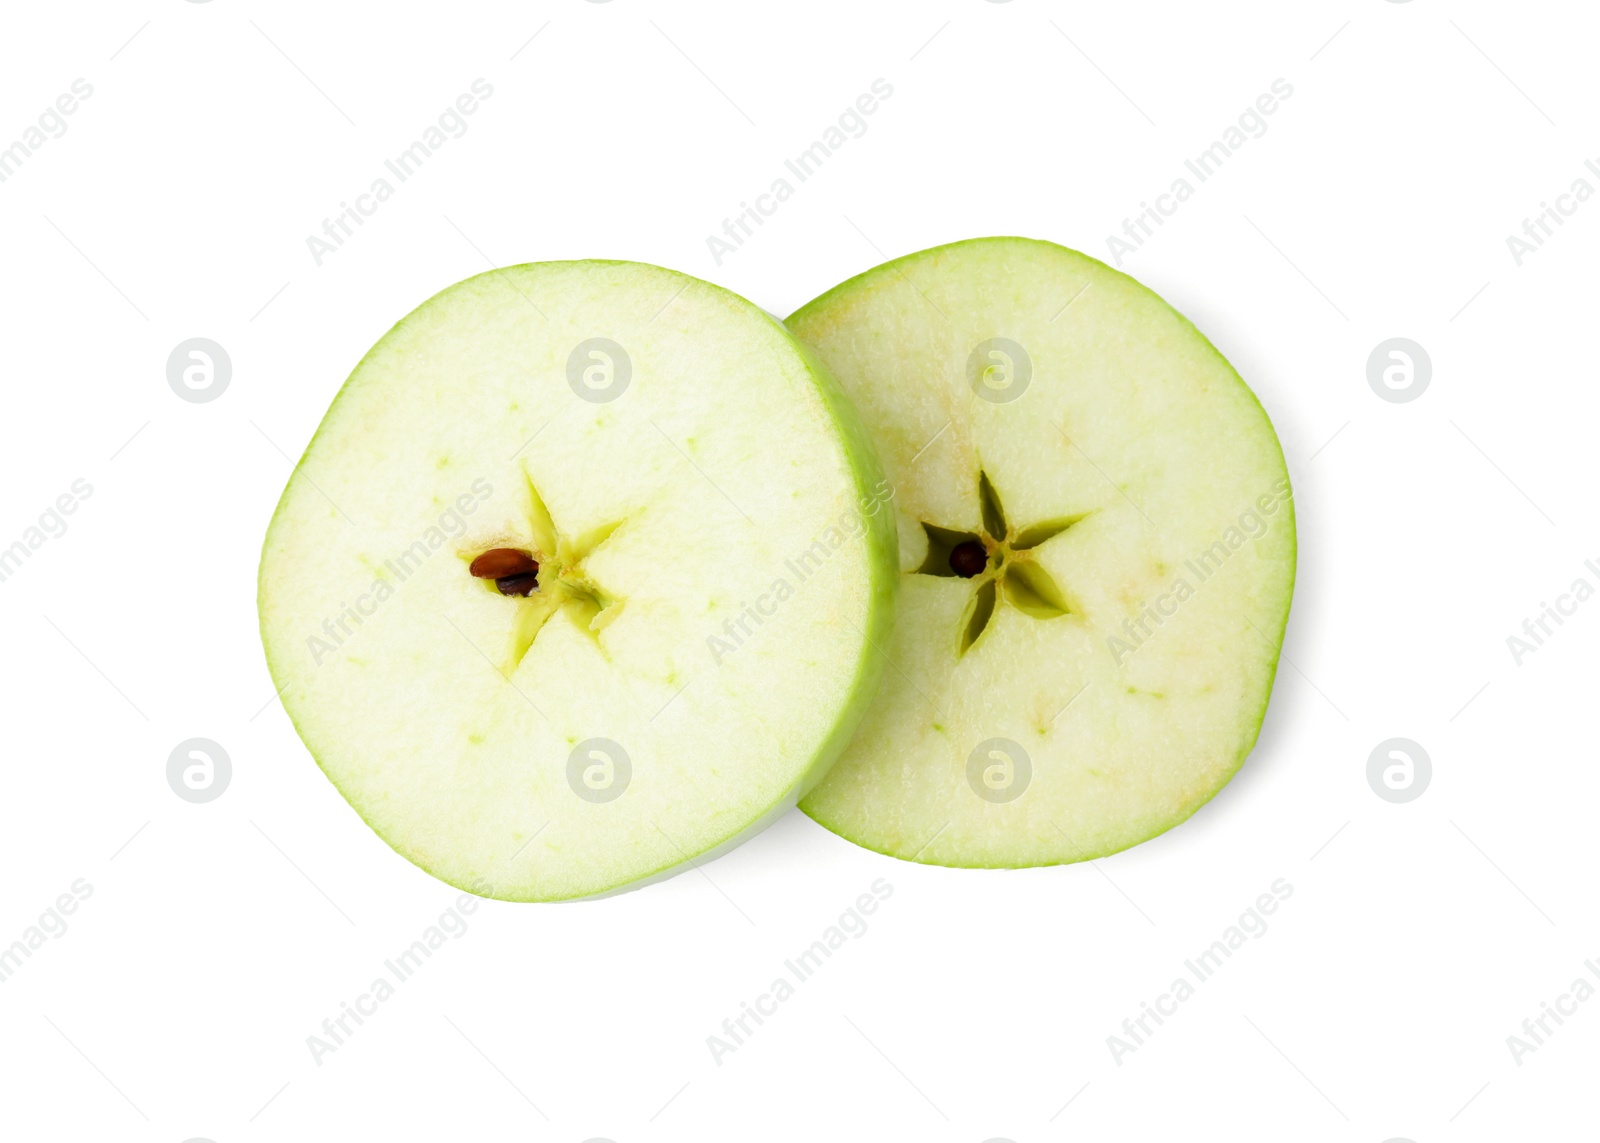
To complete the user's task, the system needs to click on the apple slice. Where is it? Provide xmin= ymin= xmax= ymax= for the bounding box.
xmin=787 ymin=237 xmax=1295 ymax=866
xmin=259 ymin=261 xmax=896 ymax=901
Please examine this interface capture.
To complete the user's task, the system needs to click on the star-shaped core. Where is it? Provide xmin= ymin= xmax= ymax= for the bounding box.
xmin=462 ymin=473 xmax=624 ymax=672
xmin=915 ymin=471 xmax=1083 ymax=655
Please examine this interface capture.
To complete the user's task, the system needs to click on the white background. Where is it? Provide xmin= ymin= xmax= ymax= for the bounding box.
xmin=0 ymin=1 xmax=1595 ymax=1139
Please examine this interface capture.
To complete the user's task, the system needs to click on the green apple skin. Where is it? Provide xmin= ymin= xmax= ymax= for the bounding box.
xmin=788 ymin=237 xmax=1296 ymax=868
xmin=259 ymin=261 xmax=896 ymax=901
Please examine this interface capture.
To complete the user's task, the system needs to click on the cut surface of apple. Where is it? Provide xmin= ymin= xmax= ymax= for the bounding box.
xmin=788 ymin=237 xmax=1295 ymax=867
xmin=259 ymin=261 xmax=895 ymax=901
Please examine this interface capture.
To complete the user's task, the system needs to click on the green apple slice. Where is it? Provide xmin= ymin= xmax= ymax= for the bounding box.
xmin=788 ymin=237 xmax=1295 ymax=867
xmin=259 ymin=261 xmax=896 ymax=901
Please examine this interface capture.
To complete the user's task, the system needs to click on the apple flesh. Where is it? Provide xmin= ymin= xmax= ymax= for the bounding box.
xmin=787 ymin=238 xmax=1295 ymax=866
xmin=259 ymin=261 xmax=896 ymax=900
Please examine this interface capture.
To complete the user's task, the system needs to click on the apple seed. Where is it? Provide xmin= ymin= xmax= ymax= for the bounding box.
xmin=470 ymin=548 xmax=539 ymax=579
xmin=948 ymin=541 xmax=987 ymax=579
xmin=494 ymin=573 xmax=540 ymax=597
